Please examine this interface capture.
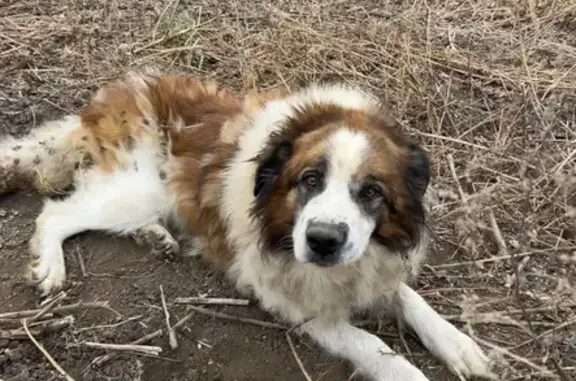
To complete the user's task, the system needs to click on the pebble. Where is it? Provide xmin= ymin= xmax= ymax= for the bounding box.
xmin=0 ymin=208 xmax=6 ymax=217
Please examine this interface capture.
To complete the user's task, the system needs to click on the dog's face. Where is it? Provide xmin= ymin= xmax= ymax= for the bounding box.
xmin=252 ymin=103 xmax=430 ymax=267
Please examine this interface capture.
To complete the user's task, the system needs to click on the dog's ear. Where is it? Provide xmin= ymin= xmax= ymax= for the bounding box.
xmin=372 ymin=143 xmax=430 ymax=253
xmin=253 ymin=140 xmax=292 ymax=200
xmin=405 ymin=142 xmax=430 ymax=202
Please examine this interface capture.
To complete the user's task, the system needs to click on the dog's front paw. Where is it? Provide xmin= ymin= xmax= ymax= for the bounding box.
xmin=27 ymin=234 xmax=66 ymax=296
xmin=441 ymin=331 xmax=495 ymax=380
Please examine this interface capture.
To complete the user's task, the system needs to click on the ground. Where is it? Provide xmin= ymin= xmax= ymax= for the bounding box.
xmin=1 ymin=1 xmax=575 ymax=381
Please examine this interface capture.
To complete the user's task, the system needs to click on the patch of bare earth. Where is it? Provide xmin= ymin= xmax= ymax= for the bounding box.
xmin=1 ymin=0 xmax=576 ymax=380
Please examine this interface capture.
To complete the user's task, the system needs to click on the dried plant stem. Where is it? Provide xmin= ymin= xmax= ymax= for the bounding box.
xmin=159 ymin=285 xmax=178 ymax=350
xmin=22 ymin=319 xmax=76 ymax=381
xmin=1 ymin=316 xmax=74 ymax=339
xmin=174 ymin=297 xmax=251 ymax=306
xmin=472 ymin=335 xmax=554 ymax=377
xmin=92 ymin=311 xmax=195 ymax=366
xmin=0 ymin=301 xmax=110 ymax=320
xmin=29 ymin=291 xmax=67 ymax=322
xmin=186 ymin=305 xmax=287 ymax=330
xmin=286 ymin=332 xmax=313 ymax=381
xmin=79 ymin=341 xmax=162 ymax=356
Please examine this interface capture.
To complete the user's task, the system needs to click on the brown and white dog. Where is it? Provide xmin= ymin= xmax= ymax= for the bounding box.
xmin=0 ymin=71 xmax=494 ymax=381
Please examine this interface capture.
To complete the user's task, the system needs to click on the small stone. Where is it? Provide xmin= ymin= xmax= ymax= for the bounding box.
xmin=0 ymin=209 xmax=6 ymax=217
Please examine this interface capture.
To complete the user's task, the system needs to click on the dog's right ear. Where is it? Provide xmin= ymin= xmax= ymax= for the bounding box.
xmin=253 ymin=140 xmax=292 ymax=200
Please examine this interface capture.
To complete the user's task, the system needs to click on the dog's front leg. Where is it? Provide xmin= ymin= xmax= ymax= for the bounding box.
xmin=301 ymin=318 xmax=430 ymax=381
xmin=396 ymin=283 xmax=495 ymax=379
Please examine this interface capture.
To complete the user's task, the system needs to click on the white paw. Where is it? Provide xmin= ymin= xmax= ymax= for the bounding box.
xmin=439 ymin=331 xmax=495 ymax=380
xmin=28 ymin=235 xmax=67 ymax=296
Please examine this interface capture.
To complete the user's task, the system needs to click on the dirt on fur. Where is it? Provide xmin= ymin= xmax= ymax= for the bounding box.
xmin=1 ymin=1 xmax=576 ymax=381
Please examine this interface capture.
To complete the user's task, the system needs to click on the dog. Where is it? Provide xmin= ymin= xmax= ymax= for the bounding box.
xmin=0 ymin=71 xmax=494 ymax=381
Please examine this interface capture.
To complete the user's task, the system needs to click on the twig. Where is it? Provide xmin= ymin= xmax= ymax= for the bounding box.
xmin=0 ymin=301 xmax=110 ymax=320
xmin=22 ymin=319 xmax=76 ymax=381
xmin=174 ymin=297 xmax=251 ymax=306
xmin=75 ymin=315 xmax=143 ymax=334
xmin=1 ymin=316 xmax=74 ymax=340
xmin=396 ymin=317 xmax=413 ymax=358
xmin=488 ymin=210 xmax=508 ymax=256
xmin=472 ymin=335 xmax=555 ymax=377
xmin=432 ymin=251 xmax=536 ymax=269
xmin=29 ymin=291 xmax=67 ymax=323
xmin=92 ymin=311 xmax=195 ymax=366
xmin=186 ymin=305 xmax=287 ymax=330
xmin=75 ymin=245 xmax=87 ymax=277
xmin=78 ymin=341 xmax=162 ymax=356
xmin=511 ymin=316 xmax=576 ymax=349
xmin=159 ymin=285 xmax=177 ymax=350
xmin=447 ymin=153 xmax=467 ymax=201
xmin=286 ymin=332 xmax=313 ymax=381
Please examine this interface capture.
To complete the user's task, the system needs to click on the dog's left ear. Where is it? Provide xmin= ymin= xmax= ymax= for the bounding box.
xmin=404 ymin=142 xmax=431 ymax=212
xmin=253 ymin=140 xmax=292 ymax=200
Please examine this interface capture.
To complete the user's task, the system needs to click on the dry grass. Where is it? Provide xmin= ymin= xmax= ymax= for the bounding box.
xmin=1 ymin=0 xmax=576 ymax=380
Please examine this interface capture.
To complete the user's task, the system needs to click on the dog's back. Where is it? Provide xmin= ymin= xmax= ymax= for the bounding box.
xmin=0 ymin=72 xmax=241 ymax=196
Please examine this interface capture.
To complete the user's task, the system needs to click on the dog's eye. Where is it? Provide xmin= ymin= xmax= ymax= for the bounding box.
xmin=360 ymin=184 xmax=382 ymax=201
xmin=302 ymin=171 xmax=321 ymax=189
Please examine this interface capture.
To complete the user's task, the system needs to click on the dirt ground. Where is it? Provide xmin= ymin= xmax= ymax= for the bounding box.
xmin=1 ymin=1 xmax=576 ymax=380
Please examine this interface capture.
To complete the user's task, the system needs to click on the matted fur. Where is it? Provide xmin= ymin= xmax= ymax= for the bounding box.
xmin=0 ymin=72 xmax=494 ymax=381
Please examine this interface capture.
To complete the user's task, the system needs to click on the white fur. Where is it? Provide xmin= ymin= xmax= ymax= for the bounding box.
xmin=29 ymin=140 xmax=174 ymax=295
xmin=293 ymin=129 xmax=376 ymax=264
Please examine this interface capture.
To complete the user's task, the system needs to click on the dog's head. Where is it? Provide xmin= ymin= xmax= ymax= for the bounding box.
xmin=251 ymin=90 xmax=430 ymax=267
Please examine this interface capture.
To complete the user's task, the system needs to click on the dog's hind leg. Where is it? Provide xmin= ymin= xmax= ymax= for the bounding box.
xmin=133 ymin=223 xmax=180 ymax=259
xmin=28 ymin=144 xmax=175 ymax=295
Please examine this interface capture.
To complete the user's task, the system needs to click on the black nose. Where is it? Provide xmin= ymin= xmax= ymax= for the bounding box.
xmin=306 ymin=222 xmax=348 ymax=257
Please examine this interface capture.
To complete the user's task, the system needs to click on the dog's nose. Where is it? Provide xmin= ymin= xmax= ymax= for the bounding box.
xmin=306 ymin=222 xmax=348 ymax=257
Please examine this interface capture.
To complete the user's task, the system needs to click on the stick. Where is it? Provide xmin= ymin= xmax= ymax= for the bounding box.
xmin=174 ymin=297 xmax=251 ymax=306
xmin=512 ymin=316 xmax=576 ymax=349
xmin=75 ymin=245 xmax=87 ymax=277
xmin=488 ymin=210 xmax=508 ymax=256
xmin=79 ymin=341 xmax=162 ymax=356
xmin=431 ymin=251 xmax=536 ymax=269
xmin=286 ymin=332 xmax=313 ymax=381
xmin=92 ymin=311 xmax=195 ymax=367
xmin=75 ymin=315 xmax=143 ymax=334
xmin=472 ymin=335 xmax=555 ymax=377
xmin=186 ymin=305 xmax=287 ymax=330
xmin=22 ymin=319 xmax=76 ymax=381
xmin=447 ymin=153 xmax=467 ymax=201
xmin=29 ymin=292 xmax=67 ymax=323
xmin=1 ymin=316 xmax=74 ymax=339
xmin=159 ymin=286 xmax=177 ymax=350
xmin=0 ymin=301 xmax=110 ymax=320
